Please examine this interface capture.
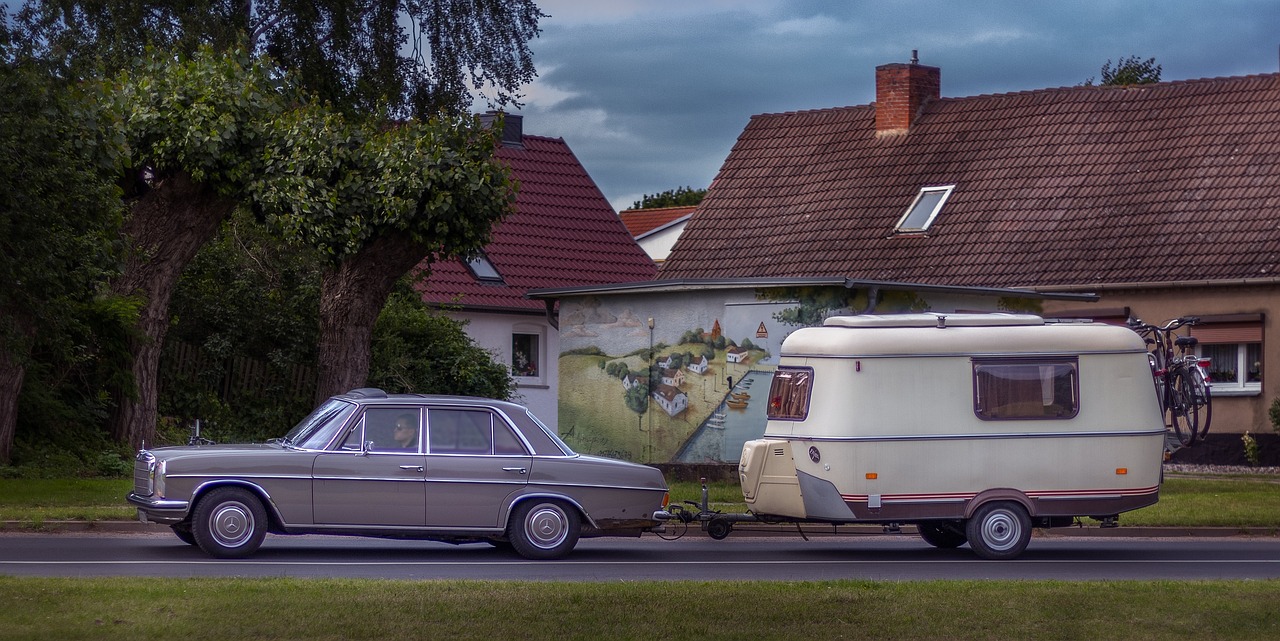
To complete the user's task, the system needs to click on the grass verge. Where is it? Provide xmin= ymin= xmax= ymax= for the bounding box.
xmin=0 ymin=577 xmax=1277 ymax=641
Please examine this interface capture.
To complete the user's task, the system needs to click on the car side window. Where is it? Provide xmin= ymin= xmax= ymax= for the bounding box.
xmin=425 ymin=408 xmax=527 ymax=456
xmin=365 ymin=408 xmax=422 ymax=452
xmin=336 ymin=418 xmax=364 ymax=451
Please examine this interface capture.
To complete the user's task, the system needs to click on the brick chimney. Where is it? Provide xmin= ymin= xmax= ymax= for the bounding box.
xmin=875 ymin=53 xmax=940 ymax=136
xmin=478 ymin=110 xmax=524 ymax=149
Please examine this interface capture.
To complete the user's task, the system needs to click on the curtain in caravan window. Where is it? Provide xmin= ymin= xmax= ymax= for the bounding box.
xmin=973 ymin=359 xmax=1078 ymax=420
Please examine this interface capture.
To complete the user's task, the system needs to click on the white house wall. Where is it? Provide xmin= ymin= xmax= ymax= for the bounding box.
xmin=448 ymin=310 xmax=560 ymax=432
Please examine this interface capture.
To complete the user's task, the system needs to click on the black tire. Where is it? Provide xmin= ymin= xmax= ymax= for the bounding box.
xmin=508 ymin=499 xmax=580 ymax=560
xmin=965 ymin=502 xmax=1031 ymax=560
xmin=171 ymin=524 xmax=197 ymax=546
xmin=1188 ymin=370 xmax=1213 ymax=442
xmin=917 ymin=522 xmax=967 ymax=549
xmin=191 ymin=487 xmax=268 ymax=559
xmin=1166 ymin=374 xmax=1195 ymax=447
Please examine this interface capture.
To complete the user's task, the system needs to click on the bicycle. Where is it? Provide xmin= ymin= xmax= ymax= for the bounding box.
xmin=1126 ymin=316 xmax=1213 ymax=447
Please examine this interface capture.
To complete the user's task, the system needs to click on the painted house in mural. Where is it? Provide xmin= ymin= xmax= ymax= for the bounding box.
xmin=417 ymin=113 xmax=657 ymax=428
xmin=656 ymin=58 xmax=1280 ymax=459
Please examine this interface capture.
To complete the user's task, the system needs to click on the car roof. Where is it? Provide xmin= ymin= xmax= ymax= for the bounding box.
xmin=333 ymin=389 xmax=527 ymax=413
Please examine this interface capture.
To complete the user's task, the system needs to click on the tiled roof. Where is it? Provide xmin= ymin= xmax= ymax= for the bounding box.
xmin=418 ymin=135 xmax=656 ymax=312
xmin=618 ymin=206 xmax=697 ymax=237
xmin=659 ymin=73 xmax=1280 ymax=289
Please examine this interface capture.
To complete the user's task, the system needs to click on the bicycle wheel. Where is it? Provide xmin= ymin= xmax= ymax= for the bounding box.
xmin=1188 ymin=369 xmax=1212 ymax=442
xmin=1167 ymin=371 xmax=1196 ymax=447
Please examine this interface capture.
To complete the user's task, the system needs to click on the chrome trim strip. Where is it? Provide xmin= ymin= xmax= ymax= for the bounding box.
xmin=774 ymin=429 xmax=1166 ymax=444
xmin=166 ymin=473 xmax=313 ymax=481
xmin=299 ymin=524 xmax=506 ymax=534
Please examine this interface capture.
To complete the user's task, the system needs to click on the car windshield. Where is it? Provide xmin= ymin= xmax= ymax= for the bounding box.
xmin=282 ymin=399 xmax=357 ymax=449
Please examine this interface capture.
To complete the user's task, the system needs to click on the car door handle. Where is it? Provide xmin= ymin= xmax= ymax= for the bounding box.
xmin=502 ymin=467 xmax=528 ymax=475
xmin=399 ymin=465 xmax=424 ymax=472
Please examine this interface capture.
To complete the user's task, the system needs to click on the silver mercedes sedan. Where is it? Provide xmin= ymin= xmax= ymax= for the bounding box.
xmin=128 ymin=389 xmax=669 ymax=560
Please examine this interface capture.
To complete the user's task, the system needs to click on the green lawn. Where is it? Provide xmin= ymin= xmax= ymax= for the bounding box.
xmin=0 ymin=577 xmax=1277 ymax=641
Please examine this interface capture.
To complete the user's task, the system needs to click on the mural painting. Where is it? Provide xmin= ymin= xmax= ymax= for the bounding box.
xmin=555 ymin=290 xmax=805 ymax=464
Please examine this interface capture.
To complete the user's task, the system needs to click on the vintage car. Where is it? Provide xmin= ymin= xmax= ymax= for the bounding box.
xmin=129 ymin=389 xmax=670 ymax=560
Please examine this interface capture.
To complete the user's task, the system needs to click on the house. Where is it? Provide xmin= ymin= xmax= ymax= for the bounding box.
xmin=661 ymin=367 xmax=685 ymax=387
xmin=417 ymin=113 xmax=658 ymax=430
xmin=618 ymin=206 xmax=696 ymax=263
xmin=651 ymin=383 xmax=688 ymax=417
xmin=621 ymin=373 xmax=640 ymax=390
xmin=659 ymin=58 xmax=1280 ymax=452
xmin=687 ymin=355 xmax=709 ymax=374
xmin=725 ymin=346 xmax=748 ymax=364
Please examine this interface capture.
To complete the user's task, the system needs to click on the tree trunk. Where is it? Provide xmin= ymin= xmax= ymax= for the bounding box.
xmin=0 ymin=346 xmax=27 ymax=465
xmin=109 ymin=171 xmax=237 ymax=450
xmin=315 ymin=232 xmax=433 ymax=404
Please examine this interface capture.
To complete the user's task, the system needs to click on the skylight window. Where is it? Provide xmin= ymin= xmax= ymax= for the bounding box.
xmin=895 ymin=185 xmax=954 ymax=233
xmin=465 ymin=254 xmax=503 ymax=282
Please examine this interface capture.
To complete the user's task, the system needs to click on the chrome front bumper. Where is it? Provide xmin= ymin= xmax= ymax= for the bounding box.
xmin=127 ymin=492 xmax=190 ymax=524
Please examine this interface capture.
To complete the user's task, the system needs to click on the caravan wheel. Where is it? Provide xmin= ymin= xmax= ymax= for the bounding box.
xmin=965 ymin=502 xmax=1031 ymax=560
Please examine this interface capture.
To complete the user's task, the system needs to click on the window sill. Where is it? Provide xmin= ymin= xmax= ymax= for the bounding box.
xmin=1209 ymin=387 xmax=1262 ymax=397
xmin=515 ymin=381 xmax=550 ymax=390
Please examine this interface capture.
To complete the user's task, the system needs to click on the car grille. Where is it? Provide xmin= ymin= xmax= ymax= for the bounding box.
xmin=133 ymin=452 xmax=155 ymax=496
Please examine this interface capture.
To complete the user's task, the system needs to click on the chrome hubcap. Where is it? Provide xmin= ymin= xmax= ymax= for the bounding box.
xmin=210 ymin=501 xmax=255 ymax=548
xmin=525 ymin=504 xmax=569 ymax=549
xmin=980 ymin=510 xmax=1021 ymax=551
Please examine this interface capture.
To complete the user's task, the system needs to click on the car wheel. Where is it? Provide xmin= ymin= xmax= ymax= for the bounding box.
xmin=965 ymin=501 xmax=1031 ymax=560
xmin=171 ymin=524 xmax=197 ymax=546
xmin=508 ymin=499 xmax=580 ymax=560
xmin=917 ymin=521 xmax=967 ymax=549
xmin=191 ymin=487 xmax=268 ymax=559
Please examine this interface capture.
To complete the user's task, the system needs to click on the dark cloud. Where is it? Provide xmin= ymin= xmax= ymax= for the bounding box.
xmin=521 ymin=1 xmax=1280 ymax=210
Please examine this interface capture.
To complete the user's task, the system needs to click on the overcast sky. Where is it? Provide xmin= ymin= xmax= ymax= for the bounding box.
xmin=513 ymin=0 xmax=1280 ymax=212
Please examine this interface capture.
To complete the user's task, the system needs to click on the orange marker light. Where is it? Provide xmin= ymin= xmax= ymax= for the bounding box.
xmin=1116 ymin=468 xmax=1128 ymax=475
xmin=866 ymin=472 xmax=878 ymax=480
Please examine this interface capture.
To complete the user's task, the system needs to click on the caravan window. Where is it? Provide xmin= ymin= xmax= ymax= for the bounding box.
xmin=972 ymin=358 xmax=1079 ymax=420
xmin=767 ymin=367 xmax=813 ymax=420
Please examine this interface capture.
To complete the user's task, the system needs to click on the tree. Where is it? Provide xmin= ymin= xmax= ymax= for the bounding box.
xmin=368 ymin=286 xmax=513 ymax=399
xmin=630 ymin=186 xmax=707 ymax=210
xmin=102 ymin=48 xmax=297 ymax=449
xmin=1084 ymin=56 xmax=1162 ymax=86
xmin=0 ymin=62 xmax=126 ymax=463
xmin=12 ymin=0 xmax=546 ymax=117
xmin=250 ymin=106 xmax=516 ymax=401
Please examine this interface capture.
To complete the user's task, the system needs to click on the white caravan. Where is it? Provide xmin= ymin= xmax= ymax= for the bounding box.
xmin=737 ymin=313 xmax=1165 ymax=559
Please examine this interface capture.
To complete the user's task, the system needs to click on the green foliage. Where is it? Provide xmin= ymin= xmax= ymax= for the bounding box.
xmin=108 ymin=46 xmax=298 ymax=198
xmin=630 ymin=186 xmax=707 ymax=210
xmin=0 ymin=62 xmax=125 ymax=359
xmin=1242 ymin=432 xmax=1260 ymax=467
xmin=624 ymin=382 xmax=649 ymax=414
xmin=1269 ymin=397 xmax=1280 ymax=433
xmin=159 ymin=210 xmax=322 ymax=443
xmin=12 ymin=1 xmax=547 ymax=118
xmin=252 ymin=108 xmax=515 ymax=265
xmin=367 ymin=286 xmax=514 ymax=399
xmin=1084 ymin=56 xmax=1162 ymax=86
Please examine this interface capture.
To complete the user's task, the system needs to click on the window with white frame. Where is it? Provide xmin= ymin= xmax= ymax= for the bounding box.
xmin=894 ymin=185 xmax=954 ymax=233
xmin=511 ymin=325 xmax=544 ymax=380
xmin=1191 ymin=315 xmax=1263 ymax=393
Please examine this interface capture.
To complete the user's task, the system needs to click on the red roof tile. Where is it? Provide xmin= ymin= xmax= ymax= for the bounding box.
xmin=419 ymin=135 xmax=657 ymax=311
xmin=659 ymin=73 xmax=1280 ymax=289
xmin=618 ymin=206 xmax=697 ymax=237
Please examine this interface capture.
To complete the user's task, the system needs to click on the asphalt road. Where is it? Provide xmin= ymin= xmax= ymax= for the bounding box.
xmin=3 ymin=531 xmax=1279 ymax=581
